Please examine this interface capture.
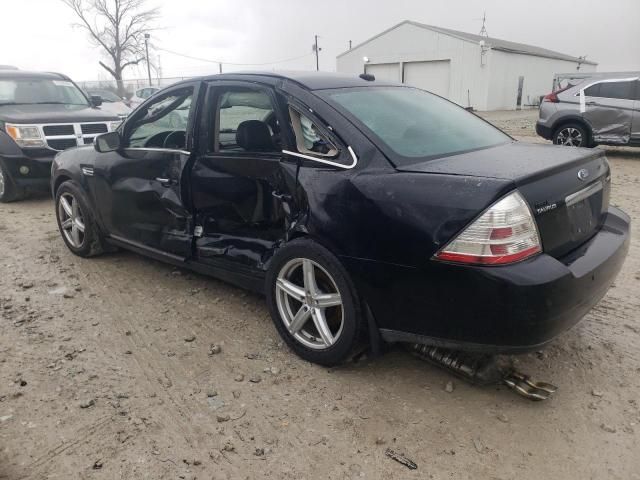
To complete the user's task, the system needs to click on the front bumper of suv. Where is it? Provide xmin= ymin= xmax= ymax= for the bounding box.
xmin=0 ymin=152 xmax=54 ymax=192
xmin=343 ymin=207 xmax=630 ymax=353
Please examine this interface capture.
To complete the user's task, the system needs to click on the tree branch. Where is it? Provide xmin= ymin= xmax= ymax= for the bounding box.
xmin=61 ymin=0 xmax=158 ymax=82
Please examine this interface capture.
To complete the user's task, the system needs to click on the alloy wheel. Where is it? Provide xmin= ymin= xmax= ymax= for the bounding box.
xmin=58 ymin=192 xmax=86 ymax=248
xmin=0 ymin=167 xmax=5 ymax=198
xmin=555 ymin=127 xmax=583 ymax=147
xmin=275 ymin=258 xmax=344 ymax=350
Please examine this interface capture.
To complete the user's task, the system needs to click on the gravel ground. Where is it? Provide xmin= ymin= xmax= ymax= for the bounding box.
xmin=1 ymin=111 xmax=639 ymax=479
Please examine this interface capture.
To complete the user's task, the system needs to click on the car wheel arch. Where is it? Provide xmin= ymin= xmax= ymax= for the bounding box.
xmin=552 ymin=117 xmax=594 ymax=145
xmin=53 ymin=174 xmax=73 ymax=196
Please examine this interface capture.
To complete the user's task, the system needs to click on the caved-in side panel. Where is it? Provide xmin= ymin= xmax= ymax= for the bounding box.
xmin=91 ymin=149 xmax=193 ymax=257
xmin=192 ymin=155 xmax=299 ymax=271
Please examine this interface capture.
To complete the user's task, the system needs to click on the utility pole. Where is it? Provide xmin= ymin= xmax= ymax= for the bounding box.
xmin=314 ymin=35 xmax=320 ymax=71
xmin=144 ymin=33 xmax=152 ymax=86
xmin=219 ymin=63 xmax=222 ymax=74
xmin=479 ymin=11 xmax=488 ymax=37
xmin=349 ymin=40 xmax=352 ymax=50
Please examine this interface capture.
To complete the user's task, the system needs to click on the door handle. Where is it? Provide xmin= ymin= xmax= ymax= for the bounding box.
xmin=156 ymin=177 xmax=175 ymax=187
xmin=272 ymin=191 xmax=292 ymax=201
xmin=585 ymin=101 xmax=597 ymax=106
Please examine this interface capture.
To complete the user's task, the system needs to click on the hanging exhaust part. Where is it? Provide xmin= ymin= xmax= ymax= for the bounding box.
xmin=409 ymin=344 xmax=557 ymax=401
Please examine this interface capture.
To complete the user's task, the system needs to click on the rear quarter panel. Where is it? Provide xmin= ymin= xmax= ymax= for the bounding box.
xmin=295 ymin=164 xmax=513 ymax=267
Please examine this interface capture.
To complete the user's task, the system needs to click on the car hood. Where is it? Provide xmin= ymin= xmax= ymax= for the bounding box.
xmin=395 ymin=141 xmax=604 ymax=182
xmin=0 ymin=103 xmax=120 ymax=124
xmin=98 ymin=101 xmax=131 ymax=116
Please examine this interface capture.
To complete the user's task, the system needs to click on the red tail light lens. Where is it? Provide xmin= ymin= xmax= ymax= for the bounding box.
xmin=543 ymin=84 xmax=572 ymax=103
xmin=434 ymin=191 xmax=542 ymax=266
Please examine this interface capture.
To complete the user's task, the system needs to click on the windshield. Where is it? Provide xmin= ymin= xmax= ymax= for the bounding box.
xmin=0 ymin=77 xmax=89 ymax=106
xmin=323 ymin=87 xmax=510 ymax=165
xmin=88 ymin=90 xmax=121 ymax=102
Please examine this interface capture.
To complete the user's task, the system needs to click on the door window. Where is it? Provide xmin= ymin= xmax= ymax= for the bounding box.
xmin=126 ymin=87 xmax=193 ymax=149
xmin=288 ymin=107 xmax=338 ymax=157
xmin=584 ymin=81 xmax=635 ymax=100
xmin=211 ymin=88 xmax=280 ymax=153
xmin=599 ymin=81 xmax=634 ymax=100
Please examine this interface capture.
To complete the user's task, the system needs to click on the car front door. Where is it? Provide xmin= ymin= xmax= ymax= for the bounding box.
xmin=91 ymin=82 xmax=200 ymax=258
xmin=581 ymin=79 xmax=637 ymax=144
xmin=189 ymin=80 xmax=298 ymax=274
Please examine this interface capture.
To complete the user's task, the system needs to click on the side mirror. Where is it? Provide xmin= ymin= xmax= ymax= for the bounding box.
xmin=94 ymin=131 xmax=121 ymax=153
xmin=90 ymin=95 xmax=103 ymax=107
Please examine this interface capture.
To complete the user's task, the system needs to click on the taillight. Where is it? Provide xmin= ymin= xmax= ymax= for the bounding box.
xmin=434 ymin=191 xmax=542 ymax=265
xmin=543 ymin=84 xmax=572 ymax=103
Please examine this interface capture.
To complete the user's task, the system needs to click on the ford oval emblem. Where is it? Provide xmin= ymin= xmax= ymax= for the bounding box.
xmin=577 ymin=168 xmax=590 ymax=181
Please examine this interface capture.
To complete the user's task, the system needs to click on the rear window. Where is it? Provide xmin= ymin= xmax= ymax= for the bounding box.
xmin=323 ymin=87 xmax=510 ymax=165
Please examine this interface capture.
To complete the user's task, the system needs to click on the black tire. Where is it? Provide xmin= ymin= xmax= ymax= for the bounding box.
xmin=265 ymin=238 xmax=365 ymax=366
xmin=0 ymin=160 xmax=25 ymax=203
xmin=552 ymin=123 xmax=590 ymax=148
xmin=54 ymin=180 xmax=104 ymax=257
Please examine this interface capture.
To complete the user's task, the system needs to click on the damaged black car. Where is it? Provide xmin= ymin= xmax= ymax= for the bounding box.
xmin=51 ymin=72 xmax=630 ymax=367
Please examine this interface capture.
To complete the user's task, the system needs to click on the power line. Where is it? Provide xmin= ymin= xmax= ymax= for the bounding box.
xmin=156 ymin=47 xmax=314 ymax=67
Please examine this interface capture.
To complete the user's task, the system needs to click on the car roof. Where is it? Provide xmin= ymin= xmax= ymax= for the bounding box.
xmin=0 ymin=69 xmax=68 ymax=81
xmin=172 ymin=71 xmax=397 ymax=91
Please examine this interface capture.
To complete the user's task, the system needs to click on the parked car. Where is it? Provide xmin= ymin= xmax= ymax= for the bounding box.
xmin=0 ymin=69 xmax=121 ymax=202
xmin=537 ymin=74 xmax=640 ymax=147
xmin=51 ymin=72 xmax=629 ymax=366
xmin=128 ymin=86 xmax=160 ymax=108
xmin=85 ymin=89 xmax=131 ymax=120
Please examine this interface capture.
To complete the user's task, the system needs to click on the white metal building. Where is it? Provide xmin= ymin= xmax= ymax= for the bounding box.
xmin=336 ymin=21 xmax=597 ymax=111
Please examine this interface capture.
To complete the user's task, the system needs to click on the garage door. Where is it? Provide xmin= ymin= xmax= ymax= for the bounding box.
xmin=365 ymin=63 xmax=400 ymax=83
xmin=403 ymin=60 xmax=451 ymax=98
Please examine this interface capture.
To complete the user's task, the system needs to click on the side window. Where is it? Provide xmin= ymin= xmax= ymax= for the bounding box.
xmin=288 ymin=107 xmax=338 ymax=157
xmin=584 ymin=83 xmax=600 ymax=97
xmin=599 ymin=81 xmax=634 ymax=100
xmin=212 ymin=88 xmax=280 ymax=153
xmin=126 ymin=87 xmax=193 ymax=149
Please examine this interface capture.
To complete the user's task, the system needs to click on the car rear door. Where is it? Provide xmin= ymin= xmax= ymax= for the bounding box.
xmin=189 ymin=80 xmax=298 ymax=273
xmin=631 ymin=80 xmax=640 ymax=144
xmin=581 ymin=79 xmax=637 ymax=144
xmin=91 ymin=82 xmax=201 ymax=258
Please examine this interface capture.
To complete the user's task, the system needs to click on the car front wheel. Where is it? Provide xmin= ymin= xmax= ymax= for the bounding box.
xmin=553 ymin=123 xmax=589 ymax=147
xmin=55 ymin=181 xmax=104 ymax=257
xmin=266 ymin=239 xmax=364 ymax=366
xmin=0 ymin=161 xmax=24 ymax=203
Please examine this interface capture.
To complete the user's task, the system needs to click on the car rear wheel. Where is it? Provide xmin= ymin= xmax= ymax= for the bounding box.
xmin=266 ymin=239 xmax=364 ymax=366
xmin=55 ymin=181 xmax=104 ymax=257
xmin=553 ymin=123 xmax=589 ymax=147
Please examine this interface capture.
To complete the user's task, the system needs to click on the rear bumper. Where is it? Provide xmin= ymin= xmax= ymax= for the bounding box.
xmin=343 ymin=207 xmax=630 ymax=353
xmin=0 ymin=153 xmax=53 ymax=191
xmin=535 ymin=121 xmax=553 ymax=140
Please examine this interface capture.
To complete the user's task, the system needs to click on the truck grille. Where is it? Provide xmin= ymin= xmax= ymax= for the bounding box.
xmin=39 ymin=122 xmax=111 ymax=151
xmin=47 ymin=138 xmax=79 ymax=151
xmin=81 ymin=123 xmax=108 ymax=134
xmin=43 ymin=125 xmax=74 ymax=136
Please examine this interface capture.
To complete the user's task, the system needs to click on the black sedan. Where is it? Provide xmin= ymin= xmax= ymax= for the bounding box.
xmin=51 ymin=72 xmax=630 ymax=366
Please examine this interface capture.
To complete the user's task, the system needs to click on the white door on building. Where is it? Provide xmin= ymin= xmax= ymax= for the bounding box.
xmin=403 ymin=60 xmax=451 ymax=98
xmin=364 ymin=63 xmax=401 ymax=82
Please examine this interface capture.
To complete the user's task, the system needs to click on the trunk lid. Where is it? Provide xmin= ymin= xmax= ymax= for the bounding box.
xmin=397 ymin=142 xmax=611 ymax=258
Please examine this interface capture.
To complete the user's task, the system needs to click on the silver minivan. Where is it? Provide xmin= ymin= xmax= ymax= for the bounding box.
xmin=536 ymin=74 xmax=640 ymax=147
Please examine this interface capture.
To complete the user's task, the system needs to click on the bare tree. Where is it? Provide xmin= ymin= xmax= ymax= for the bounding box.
xmin=61 ymin=0 xmax=159 ymax=95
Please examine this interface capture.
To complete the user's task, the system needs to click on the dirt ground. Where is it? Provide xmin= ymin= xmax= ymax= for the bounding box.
xmin=1 ymin=110 xmax=639 ymax=480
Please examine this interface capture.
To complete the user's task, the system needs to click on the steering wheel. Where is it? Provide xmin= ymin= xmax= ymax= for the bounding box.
xmin=163 ymin=131 xmax=186 ymax=150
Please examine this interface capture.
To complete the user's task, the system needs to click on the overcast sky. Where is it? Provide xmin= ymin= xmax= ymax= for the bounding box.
xmin=2 ymin=0 xmax=639 ymax=82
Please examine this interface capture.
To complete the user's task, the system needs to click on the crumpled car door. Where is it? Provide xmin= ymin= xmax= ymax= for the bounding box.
xmin=581 ymin=79 xmax=637 ymax=144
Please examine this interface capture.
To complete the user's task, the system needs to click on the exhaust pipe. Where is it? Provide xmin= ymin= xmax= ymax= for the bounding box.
xmin=409 ymin=344 xmax=557 ymax=401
